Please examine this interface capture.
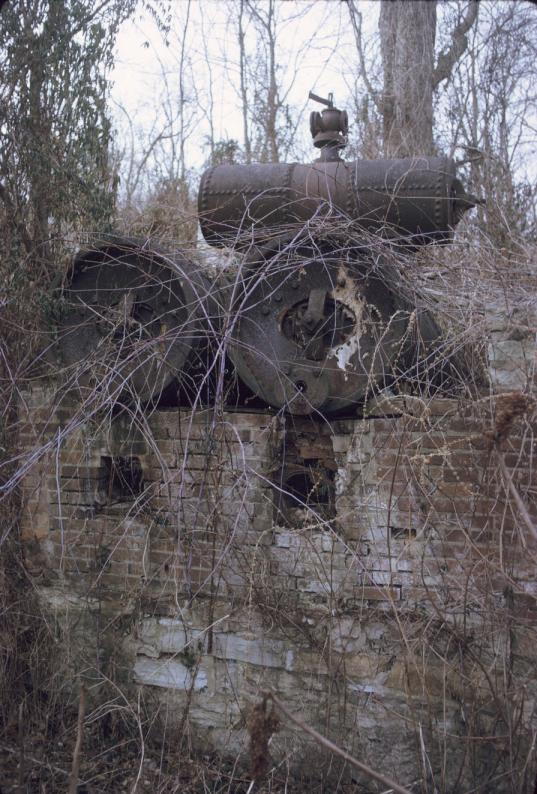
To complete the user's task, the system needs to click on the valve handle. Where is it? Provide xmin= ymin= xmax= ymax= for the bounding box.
xmin=308 ymin=90 xmax=334 ymax=109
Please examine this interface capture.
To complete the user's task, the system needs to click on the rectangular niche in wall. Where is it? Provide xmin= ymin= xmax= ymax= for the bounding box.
xmin=273 ymin=461 xmax=336 ymax=529
xmin=95 ymin=456 xmax=144 ymax=505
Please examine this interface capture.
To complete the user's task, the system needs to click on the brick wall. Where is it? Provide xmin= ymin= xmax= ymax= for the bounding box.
xmin=18 ymin=386 xmax=537 ymax=790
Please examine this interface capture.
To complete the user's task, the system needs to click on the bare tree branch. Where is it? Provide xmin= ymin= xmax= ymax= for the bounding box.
xmin=0 ymin=182 xmax=32 ymax=254
xmin=238 ymin=0 xmax=252 ymax=163
xmin=67 ymin=685 xmax=86 ymax=794
xmin=266 ymin=691 xmax=413 ymax=794
xmin=345 ymin=0 xmax=381 ymax=111
xmin=433 ymin=0 xmax=479 ymax=88
xmin=496 ymin=449 xmax=537 ymax=545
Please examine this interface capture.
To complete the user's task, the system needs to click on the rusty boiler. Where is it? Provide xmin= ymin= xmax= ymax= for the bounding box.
xmin=57 ymin=94 xmax=476 ymax=416
xmin=198 ymin=93 xmax=476 ymax=415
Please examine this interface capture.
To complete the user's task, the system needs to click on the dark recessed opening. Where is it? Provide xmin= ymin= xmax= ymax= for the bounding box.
xmin=154 ymin=352 xmax=271 ymax=413
xmin=295 ymin=380 xmax=307 ymax=393
xmin=389 ymin=526 xmax=417 ymax=540
xmin=97 ymin=456 xmax=144 ymax=504
xmin=285 ymin=472 xmax=329 ymax=505
xmin=274 ymin=461 xmax=336 ymax=527
xmin=281 ymin=298 xmax=356 ymax=351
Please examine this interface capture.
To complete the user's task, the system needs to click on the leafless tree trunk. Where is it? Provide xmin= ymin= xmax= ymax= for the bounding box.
xmin=177 ymin=0 xmax=192 ymax=183
xmin=238 ymin=0 xmax=252 ymax=163
xmin=245 ymin=0 xmax=281 ymax=162
xmin=28 ymin=30 xmax=51 ymax=261
xmin=379 ymin=0 xmax=437 ymax=157
xmin=348 ymin=0 xmax=479 ymax=158
xmin=264 ymin=0 xmax=279 ymax=163
xmin=200 ymin=9 xmax=216 ymax=162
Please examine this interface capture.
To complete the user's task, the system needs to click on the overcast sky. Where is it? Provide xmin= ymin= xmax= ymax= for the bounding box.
xmin=111 ymin=1 xmax=379 ymax=181
xmin=110 ymin=1 xmax=536 ymax=195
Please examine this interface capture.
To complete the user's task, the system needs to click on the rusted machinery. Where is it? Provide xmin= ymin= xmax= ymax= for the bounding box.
xmin=198 ymin=93 xmax=476 ymax=414
xmin=58 ymin=237 xmax=208 ymax=404
xmin=58 ymin=95 xmax=475 ymax=415
xmin=214 ymin=234 xmax=423 ymax=415
xmin=199 ymin=155 xmax=470 ymax=248
xmin=199 ymin=94 xmax=473 ymax=248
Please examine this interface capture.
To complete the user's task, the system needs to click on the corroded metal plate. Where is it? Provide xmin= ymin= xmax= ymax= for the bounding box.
xmin=58 ymin=239 xmax=201 ymax=403
xmin=225 ymin=241 xmax=412 ymax=415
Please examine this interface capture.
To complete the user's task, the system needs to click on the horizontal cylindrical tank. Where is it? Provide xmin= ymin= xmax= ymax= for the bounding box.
xmin=198 ymin=157 xmax=474 ymax=248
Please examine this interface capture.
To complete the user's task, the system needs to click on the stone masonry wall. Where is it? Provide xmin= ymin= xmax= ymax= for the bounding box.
xmin=18 ymin=386 xmax=537 ymax=791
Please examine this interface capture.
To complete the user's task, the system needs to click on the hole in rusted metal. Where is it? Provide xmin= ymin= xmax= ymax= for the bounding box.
xmin=281 ymin=298 xmax=356 ymax=349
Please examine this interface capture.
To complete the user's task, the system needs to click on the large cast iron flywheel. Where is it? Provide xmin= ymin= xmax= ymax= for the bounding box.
xmin=58 ymin=238 xmax=203 ymax=403
xmin=225 ymin=238 xmax=414 ymax=415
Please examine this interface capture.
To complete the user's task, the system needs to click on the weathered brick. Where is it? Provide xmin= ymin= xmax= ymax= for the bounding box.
xmin=16 ymin=388 xmax=537 ymax=784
